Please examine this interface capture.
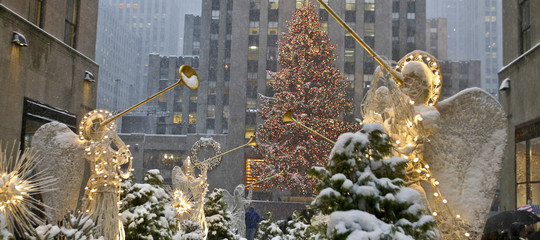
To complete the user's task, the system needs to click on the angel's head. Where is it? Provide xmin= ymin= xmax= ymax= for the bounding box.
xmin=400 ymin=61 xmax=432 ymax=104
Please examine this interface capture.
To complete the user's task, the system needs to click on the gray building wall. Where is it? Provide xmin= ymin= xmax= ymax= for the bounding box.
xmin=95 ymin=1 xmax=141 ymax=113
xmin=426 ymin=0 xmax=503 ymax=95
xmin=439 ymin=60 xmax=481 ymax=99
xmin=0 ymin=2 xmax=98 ymax=143
xmin=183 ymin=14 xmax=201 ymax=56
xmin=498 ymin=0 xmax=540 ymax=212
xmin=426 ymin=18 xmax=448 ymax=60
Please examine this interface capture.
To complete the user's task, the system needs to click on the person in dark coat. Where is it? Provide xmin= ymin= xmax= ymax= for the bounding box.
xmin=245 ymin=207 xmax=262 ymax=240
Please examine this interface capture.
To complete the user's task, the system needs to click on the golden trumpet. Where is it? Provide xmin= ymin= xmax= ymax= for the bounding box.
xmin=282 ymin=110 xmax=335 ymax=144
xmin=315 ymin=0 xmax=403 ymax=86
xmin=100 ymin=65 xmax=199 ymax=126
xmin=193 ymin=137 xmax=258 ymax=168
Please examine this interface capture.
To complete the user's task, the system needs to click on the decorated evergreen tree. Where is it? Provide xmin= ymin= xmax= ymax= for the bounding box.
xmin=255 ymin=211 xmax=283 ymax=240
xmin=204 ymin=189 xmax=238 ymax=240
xmin=309 ymin=123 xmax=435 ymax=239
xmin=120 ymin=170 xmax=177 ymax=240
xmin=255 ymin=2 xmax=359 ymax=195
xmin=176 ymin=220 xmax=205 ymax=240
xmin=284 ymin=211 xmax=308 ymax=240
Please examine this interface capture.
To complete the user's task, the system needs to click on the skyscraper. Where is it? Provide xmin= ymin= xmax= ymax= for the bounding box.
xmin=98 ymin=0 xmax=181 ymax=100
xmin=426 ymin=0 xmax=503 ymax=95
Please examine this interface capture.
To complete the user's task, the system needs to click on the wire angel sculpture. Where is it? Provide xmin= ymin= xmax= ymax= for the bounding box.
xmin=171 ymin=157 xmax=209 ymax=237
xmin=32 ymin=109 xmax=133 ymax=240
xmin=221 ymin=184 xmax=253 ymax=236
xmin=362 ymin=50 xmax=507 ymax=239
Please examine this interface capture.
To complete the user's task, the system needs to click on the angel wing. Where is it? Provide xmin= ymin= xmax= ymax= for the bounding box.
xmin=171 ymin=165 xmax=184 ymax=190
xmin=423 ymin=87 xmax=507 ymax=236
xmin=32 ymin=121 xmax=86 ymax=223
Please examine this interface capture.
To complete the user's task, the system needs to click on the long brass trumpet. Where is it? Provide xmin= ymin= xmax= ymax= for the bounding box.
xmin=193 ymin=137 xmax=258 ymax=168
xmin=282 ymin=110 xmax=335 ymax=144
xmin=100 ymin=65 xmax=199 ymax=126
xmin=315 ymin=0 xmax=403 ymax=86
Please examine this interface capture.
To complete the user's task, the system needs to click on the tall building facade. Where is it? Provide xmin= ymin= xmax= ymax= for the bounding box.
xmin=426 ymin=0 xmax=503 ymax=95
xmin=95 ymin=0 xmax=141 ymax=113
xmin=183 ymin=14 xmax=201 ymax=56
xmin=99 ymin=0 xmax=180 ymax=100
xmin=0 ymin=1 xmax=98 ymax=145
xmin=439 ymin=60 xmax=481 ymax=99
xmin=498 ymin=0 xmax=540 ymax=212
xmin=426 ymin=18 xmax=448 ymax=60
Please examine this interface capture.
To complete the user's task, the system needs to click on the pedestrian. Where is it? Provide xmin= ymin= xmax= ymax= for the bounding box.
xmin=245 ymin=207 xmax=262 ymax=240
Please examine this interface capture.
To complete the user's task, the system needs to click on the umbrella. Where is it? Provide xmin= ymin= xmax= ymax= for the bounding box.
xmin=518 ymin=204 xmax=540 ymax=214
xmin=483 ymin=210 xmax=540 ymax=234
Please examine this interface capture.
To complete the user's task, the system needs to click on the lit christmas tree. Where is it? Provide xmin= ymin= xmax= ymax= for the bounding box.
xmin=255 ymin=2 xmax=359 ymax=195
xmin=309 ymin=123 xmax=435 ymax=239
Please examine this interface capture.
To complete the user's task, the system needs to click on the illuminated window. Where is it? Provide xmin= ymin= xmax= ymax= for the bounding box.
xmin=158 ymin=95 xmax=167 ymax=102
xmin=516 ymin=120 xmax=540 ymax=207
xmin=173 ymin=113 xmax=183 ymax=123
xmin=245 ymin=127 xmax=255 ymax=139
xmin=296 ymin=0 xmax=303 ymax=9
xmin=346 ymin=0 xmax=355 ymax=10
xmin=245 ymin=158 xmax=265 ymax=190
xmin=365 ymin=2 xmax=375 ymax=11
xmin=321 ymin=22 xmax=328 ymax=32
xmin=207 ymin=105 xmax=215 ymax=118
xmin=248 ymin=47 xmax=259 ymax=61
xmin=127 ymin=4 xmax=130 ymax=8
xmin=190 ymin=96 xmax=198 ymax=101
xmin=134 ymin=4 xmax=138 ymax=8
xmin=345 ymin=49 xmax=355 ymax=62
xmin=120 ymin=4 xmax=123 ymax=8
xmin=269 ymin=0 xmax=279 ymax=9
xmin=249 ymin=21 xmax=259 ymax=35
xmin=189 ymin=113 xmax=197 ymax=124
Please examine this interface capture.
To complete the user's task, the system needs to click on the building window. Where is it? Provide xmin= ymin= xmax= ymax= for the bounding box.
xmin=212 ymin=10 xmax=220 ymax=20
xmin=245 ymin=158 xmax=265 ymax=190
xmin=269 ymin=0 xmax=279 ymax=9
xmin=346 ymin=0 xmax=355 ymax=11
xmin=364 ymin=0 xmax=375 ymax=11
xmin=515 ymin=119 xmax=540 ymax=207
xmin=520 ymin=0 xmax=531 ymax=53
xmin=64 ymin=0 xmax=79 ymax=47
xmin=407 ymin=12 xmax=415 ymax=19
xmin=249 ymin=21 xmax=259 ymax=35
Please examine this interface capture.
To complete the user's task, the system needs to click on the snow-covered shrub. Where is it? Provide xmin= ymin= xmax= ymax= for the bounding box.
xmin=175 ymin=220 xmax=205 ymax=240
xmin=204 ymin=188 xmax=238 ymax=240
xmin=309 ymin=123 xmax=436 ymax=239
xmin=256 ymin=211 xmax=283 ymax=240
xmin=120 ymin=169 xmax=177 ymax=239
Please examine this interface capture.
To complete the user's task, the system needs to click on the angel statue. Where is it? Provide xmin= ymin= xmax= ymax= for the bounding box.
xmin=172 ymin=157 xmax=209 ymax=237
xmin=362 ymin=50 xmax=507 ymax=239
xmin=33 ymin=109 xmax=132 ymax=240
xmin=222 ymin=184 xmax=253 ymax=236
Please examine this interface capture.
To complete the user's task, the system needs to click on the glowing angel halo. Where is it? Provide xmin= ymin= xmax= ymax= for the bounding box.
xmin=0 ymin=141 xmax=56 ymax=235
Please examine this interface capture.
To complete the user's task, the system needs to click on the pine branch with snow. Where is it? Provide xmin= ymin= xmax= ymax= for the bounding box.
xmin=309 ymin=123 xmax=436 ymax=239
xmin=256 ymin=211 xmax=283 ymax=240
xmin=204 ymin=188 xmax=238 ymax=240
xmin=120 ymin=170 xmax=177 ymax=240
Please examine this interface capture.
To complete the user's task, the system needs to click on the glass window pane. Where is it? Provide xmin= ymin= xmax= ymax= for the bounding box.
xmin=517 ymin=141 xmax=527 ymax=183
xmin=531 ymin=137 xmax=540 ymax=181
xmin=531 ymin=183 xmax=540 ymax=204
xmin=517 ymin=183 xmax=527 ymax=207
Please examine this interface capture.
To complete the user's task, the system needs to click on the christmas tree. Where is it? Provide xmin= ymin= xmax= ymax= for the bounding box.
xmin=204 ymin=189 xmax=238 ymax=240
xmin=309 ymin=123 xmax=435 ymax=239
xmin=120 ymin=170 xmax=177 ymax=240
xmin=255 ymin=2 xmax=359 ymax=195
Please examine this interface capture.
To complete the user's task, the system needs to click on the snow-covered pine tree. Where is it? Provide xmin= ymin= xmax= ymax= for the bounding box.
xmin=309 ymin=123 xmax=436 ymax=239
xmin=175 ymin=220 xmax=205 ymax=240
xmin=204 ymin=189 xmax=237 ymax=240
xmin=256 ymin=211 xmax=283 ymax=240
xmin=284 ymin=211 xmax=308 ymax=240
xmin=120 ymin=169 xmax=177 ymax=240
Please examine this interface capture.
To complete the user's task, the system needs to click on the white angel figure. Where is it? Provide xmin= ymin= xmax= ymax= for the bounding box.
xmin=32 ymin=109 xmax=132 ymax=240
xmin=222 ymin=184 xmax=253 ymax=236
xmin=171 ymin=157 xmax=208 ymax=237
xmin=362 ymin=50 xmax=507 ymax=239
